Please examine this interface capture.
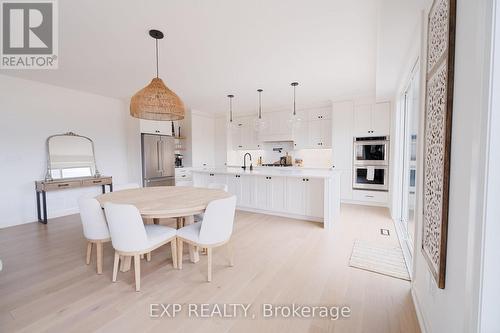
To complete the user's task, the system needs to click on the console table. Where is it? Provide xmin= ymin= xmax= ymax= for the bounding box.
xmin=35 ymin=176 xmax=113 ymax=224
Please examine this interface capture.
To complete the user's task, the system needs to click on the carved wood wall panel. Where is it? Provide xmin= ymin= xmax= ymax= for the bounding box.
xmin=422 ymin=0 xmax=456 ymax=289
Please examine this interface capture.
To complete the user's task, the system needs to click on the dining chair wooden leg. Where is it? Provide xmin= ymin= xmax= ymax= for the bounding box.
xmin=96 ymin=241 xmax=103 ymax=274
xmin=146 ymin=252 xmax=151 ymax=262
xmin=207 ymin=248 xmax=212 ymax=282
xmin=184 ymin=216 xmax=199 ymax=263
xmin=134 ymin=254 xmax=141 ymax=292
xmin=112 ymin=252 xmax=120 ymax=282
xmin=121 ymin=256 xmax=132 ymax=272
xmin=177 ymin=238 xmax=183 ymax=270
xmin=86 ymin=242 xmax=92 ymax=265
xmin=171 ymin=240 xmax=178 ymax=269
xmin=227 ymin=241 xmax=234 ymax=267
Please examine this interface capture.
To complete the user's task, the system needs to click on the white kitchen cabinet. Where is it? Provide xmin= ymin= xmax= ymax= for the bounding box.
xmin=259 ymin=111 xmax=293 ymax=142
xmin=353 ymin=102 xmax=391 ymax=137
xmin=226 ymin=174 xmax=241 ymax=202
xmin=140 ymin=119 xmax=171 ymax=135
xmin=308 ymin=107 xmax=332 ymax=121
xmin=193 ymin=172 xmax=209 ymax=187
xmin=191 ymin=170 xmax=336 ymax=228
xmin=332 ymin=101 xmax=355 ymax=200
xmin=353 ymin=104 xmax=373 ymax=136
xmin=352 ymin=189 xmax=389 ymax=204
xmin=253 ymin=176 xmax=268 ymax=209
xmin=306 ymin=177 xmax=324 ymax=218
xmin=231 ymin=116 xmax=260 ymax=150
xmin=270 ymin=176 xmax=286 ymax=212
xmin=207 ymin=173 xmax=226 ymax=185
xmin=226 ymin=174 xmax=253 ymax=207
xmin=292 ymin=112 xmax=310 ymax=149
xmin=254 ymin=175 xmax=285 ymax=212
xmin=285 ymin=177 xmax=306 ymax=215
xmin=285 ymin=177 xmax=323 ymax=217
xmin=239 ymin=175 xmax=254 ymax=207
xmin=371 ymin=102 xmax=391 ymax=136
xmin=308 ymin=119 xmax=332 ymax=148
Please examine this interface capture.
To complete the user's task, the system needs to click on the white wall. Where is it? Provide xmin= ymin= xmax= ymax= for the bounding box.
xmin=479 ymin=2 xmax=500 ymax=331
xmin=214 ymin=115 xmax=227 ymax=167
xmin=411 ymin=0 xmax=497 ymax=332
xmin=0 ymin=75 xmax=136 ymax=228
xmin=190 ymin=110 xmax=216 ymax=167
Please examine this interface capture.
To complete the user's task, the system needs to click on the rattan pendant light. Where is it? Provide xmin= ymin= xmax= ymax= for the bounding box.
xmin=130 ymin=29 xmax=185 ymax=121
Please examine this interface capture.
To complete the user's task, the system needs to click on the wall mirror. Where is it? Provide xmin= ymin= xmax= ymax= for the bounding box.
xmin=45 ymin=132 xmax=100 ymax=181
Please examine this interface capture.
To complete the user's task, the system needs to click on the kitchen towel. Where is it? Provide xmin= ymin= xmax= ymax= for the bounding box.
xmin=366 ymin=166 xmax=375 ymax=181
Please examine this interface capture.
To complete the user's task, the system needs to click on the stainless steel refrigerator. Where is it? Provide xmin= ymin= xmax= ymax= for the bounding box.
xmin=141 ymin=134 xmax=175 ymax=187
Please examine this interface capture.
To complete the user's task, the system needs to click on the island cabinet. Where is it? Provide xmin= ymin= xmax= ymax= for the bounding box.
xmin=225 ymin=174 xmax=253 ymax=207
xmin=192 ymin=170 xmax=338 ymax=229
xmin=285 ymin=177 xmax=324 ymax=218
xmin=253 ymin=175 xmax=286 ymax=212
xmin=194 ymin=172 xmax=225 ymax=187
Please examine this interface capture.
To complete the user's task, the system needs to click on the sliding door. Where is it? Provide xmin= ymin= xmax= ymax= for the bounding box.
xmin=399 ymin=62 xmax=420 ymax=255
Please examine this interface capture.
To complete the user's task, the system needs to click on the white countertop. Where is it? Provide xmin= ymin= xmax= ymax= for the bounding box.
xmin=191 ymin=166 xmax=340 ymax=179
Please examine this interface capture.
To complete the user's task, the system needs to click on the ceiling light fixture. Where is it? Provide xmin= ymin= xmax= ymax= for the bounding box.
xmin=130 ymin=29 xmax=185 ymax=121
xmin=254 ymin=88 xmax=267 ymax=132
xmin=288 ymin=82 xmax=302 ymax=129
xmin=227 ymin=94 xmax=235 ymax=128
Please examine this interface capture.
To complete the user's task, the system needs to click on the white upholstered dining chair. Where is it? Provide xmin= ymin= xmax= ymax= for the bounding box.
xmin=177 ymin=195 xmax=237 ymax=282
xmin=194 ymin=182 xmax=229 ymax=223
xmin=78 ymin=197 xmax=111 ymax=274
xmin=104 ymin=202 xmax=177 ymax=291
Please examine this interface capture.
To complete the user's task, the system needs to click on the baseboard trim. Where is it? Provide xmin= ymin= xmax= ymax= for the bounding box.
xmin=341 ymin=199 xmax=389 ymax=207
xmin=411 ymin=286 xmax=429 ymax=333
xmin=236 ymin=206 xmax=324 ymax=224
xmin=393 ymin=218 xmax=414 ymax=279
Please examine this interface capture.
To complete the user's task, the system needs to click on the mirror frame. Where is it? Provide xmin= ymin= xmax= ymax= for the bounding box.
xmin=45 ymin=132 xmax=101 ymax=181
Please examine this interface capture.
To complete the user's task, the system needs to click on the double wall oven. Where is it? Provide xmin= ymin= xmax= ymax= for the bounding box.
xmin=353 ymin=136 xmax=389 ymax=191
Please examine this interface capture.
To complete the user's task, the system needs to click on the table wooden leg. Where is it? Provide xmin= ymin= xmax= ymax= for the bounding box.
xmin=184 ymin=215 xmax=199 ymax=263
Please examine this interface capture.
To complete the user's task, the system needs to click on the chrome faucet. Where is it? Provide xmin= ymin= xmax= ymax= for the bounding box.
xmin=242 ymin=152 xmax=252 ymax=171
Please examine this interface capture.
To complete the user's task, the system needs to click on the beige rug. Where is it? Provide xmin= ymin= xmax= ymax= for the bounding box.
xmin=349 ymin=239 xmax=410 ymax=281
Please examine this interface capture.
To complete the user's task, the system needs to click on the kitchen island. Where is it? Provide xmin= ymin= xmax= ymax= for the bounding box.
xmin=191 ymin=167 xmax=341 ymax=230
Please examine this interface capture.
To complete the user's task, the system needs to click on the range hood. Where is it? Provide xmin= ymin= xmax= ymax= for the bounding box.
xmin=261 ymin=135 xmax=294 ymax=142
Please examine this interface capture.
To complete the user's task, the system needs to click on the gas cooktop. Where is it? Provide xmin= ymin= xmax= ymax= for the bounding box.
xmin=261 ymin=164 xmax=293 ymax=167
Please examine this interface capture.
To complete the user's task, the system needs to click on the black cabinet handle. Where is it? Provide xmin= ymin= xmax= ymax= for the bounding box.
xmin=58 ymin=183 xmax=69 ymax=187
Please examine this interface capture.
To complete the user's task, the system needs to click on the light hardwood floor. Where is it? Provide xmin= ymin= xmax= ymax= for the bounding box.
xmin=0 ymin=204 xmax=420 ymax=333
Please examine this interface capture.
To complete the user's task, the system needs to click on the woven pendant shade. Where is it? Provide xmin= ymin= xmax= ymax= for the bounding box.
xmin=130 ymin=78 xmax=185 ymax=121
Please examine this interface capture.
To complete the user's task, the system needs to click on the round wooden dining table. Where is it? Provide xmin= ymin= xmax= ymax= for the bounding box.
xmin=96 ymin=186 xmax=231 ymax=269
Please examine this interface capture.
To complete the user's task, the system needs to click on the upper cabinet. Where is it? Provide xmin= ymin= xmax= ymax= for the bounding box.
xmin=231 ymin=116 xmax=261 ymax=150
xmin=140 ymin=119 xmax=171 ymax=135
xmin=231 ymin=106 xmax=333 ymax=150
xmin=353 ymin=102 xmax=391 ymax=137
xmin=258 ymin=111 xmax=292 ymax=142
xmin=307 ymin=119 xmax=332 ymax=148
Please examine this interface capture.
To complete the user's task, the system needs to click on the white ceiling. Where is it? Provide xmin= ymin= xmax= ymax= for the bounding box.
xmin=2 ymin=0 xmax=420 ymax=114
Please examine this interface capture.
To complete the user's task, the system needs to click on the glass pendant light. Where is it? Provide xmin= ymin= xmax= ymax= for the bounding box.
xmin=130 ymin=30 xmax=185 ymax=121
xmin=254 ymin=89 xmax=267 ymax=132
xmin=288 ymin=82 xmax=302 ymax=129
xmin=227 ymin=94 xmax=236 ymax=129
